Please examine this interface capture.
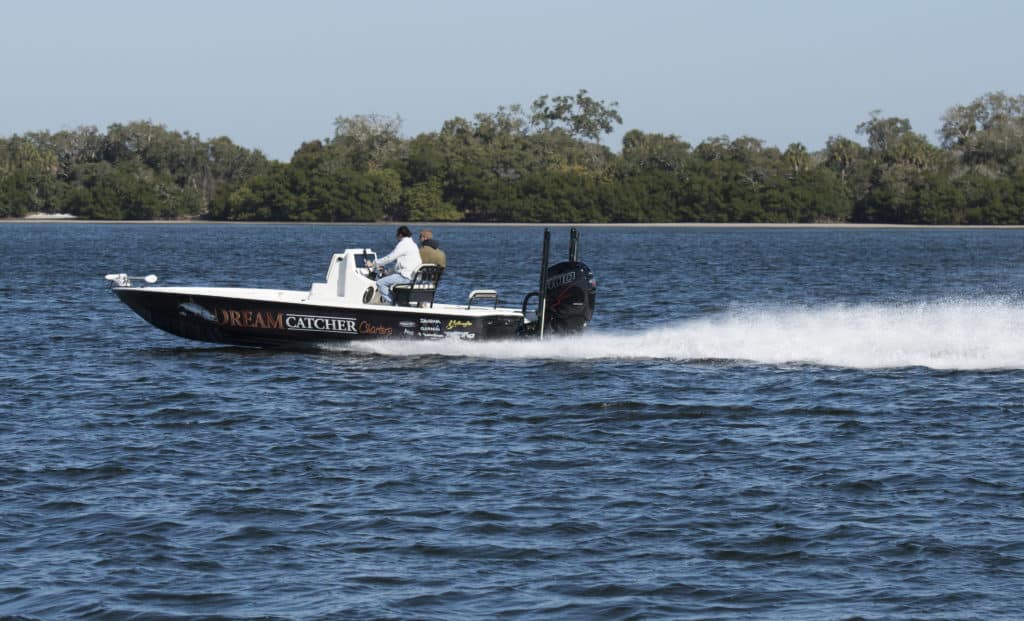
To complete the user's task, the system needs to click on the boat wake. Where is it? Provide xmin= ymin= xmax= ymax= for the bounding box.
xmin=336 ymin=298 xmax=1024 ymax=370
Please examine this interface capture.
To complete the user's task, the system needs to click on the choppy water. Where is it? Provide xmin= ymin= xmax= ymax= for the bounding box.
xmin=2 ymin=223 xmax=1024 ymax=619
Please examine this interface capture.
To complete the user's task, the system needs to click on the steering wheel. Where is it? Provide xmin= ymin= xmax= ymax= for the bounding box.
xmin=361 ymin=250 xmax=380 ymax=280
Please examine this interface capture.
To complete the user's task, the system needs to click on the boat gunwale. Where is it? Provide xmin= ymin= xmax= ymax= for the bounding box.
xmin=113 ymin=285 xmax=527 ymax=317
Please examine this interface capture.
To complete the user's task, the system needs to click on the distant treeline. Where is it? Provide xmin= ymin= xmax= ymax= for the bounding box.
xmin=3 ymin=90 xmax=1024 ymax=224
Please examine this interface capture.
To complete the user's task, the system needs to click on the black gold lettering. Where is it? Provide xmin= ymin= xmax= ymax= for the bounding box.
xmin=213 ymin=309 xmax=283 ymax=330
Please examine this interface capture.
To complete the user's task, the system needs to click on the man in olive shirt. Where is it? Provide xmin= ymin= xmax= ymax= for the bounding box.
xmin=418 ymin=229 xmax=447 ymax=269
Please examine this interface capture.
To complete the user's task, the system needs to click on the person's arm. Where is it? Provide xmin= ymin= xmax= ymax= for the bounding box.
xmin=369 ymin=243 xmax=400 ymax=268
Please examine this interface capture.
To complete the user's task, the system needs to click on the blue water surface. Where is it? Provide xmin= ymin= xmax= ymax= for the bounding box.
xmin=1 ymin=223 xmax=1023 ymax=620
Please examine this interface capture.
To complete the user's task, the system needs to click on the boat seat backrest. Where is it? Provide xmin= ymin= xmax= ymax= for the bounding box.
xmin=391 ymin=264 xmax=444 ymax=307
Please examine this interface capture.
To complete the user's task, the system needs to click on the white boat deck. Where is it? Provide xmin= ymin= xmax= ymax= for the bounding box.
xmin=124 ymin=248 xmax=526 ymax=319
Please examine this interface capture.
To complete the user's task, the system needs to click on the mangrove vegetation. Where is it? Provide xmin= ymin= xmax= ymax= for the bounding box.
xmin=3 ymin=90 xmax=1024 ymax=224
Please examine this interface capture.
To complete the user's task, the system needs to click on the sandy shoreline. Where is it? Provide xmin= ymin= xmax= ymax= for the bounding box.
xmin=4 ymin=217 xmax=1024 ymax=229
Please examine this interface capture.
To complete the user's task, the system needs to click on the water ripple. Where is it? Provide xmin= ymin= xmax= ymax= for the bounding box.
xmin=3 ymin=225 xmax=1024 ymax=619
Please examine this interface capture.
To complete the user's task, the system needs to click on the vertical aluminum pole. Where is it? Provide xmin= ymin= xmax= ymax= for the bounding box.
xmin=538 ymin=228 xmax=551 ymax=339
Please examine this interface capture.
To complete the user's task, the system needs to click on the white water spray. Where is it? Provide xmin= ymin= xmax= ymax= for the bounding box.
xmin=339 ymin=299 xmax=1024 ymax=370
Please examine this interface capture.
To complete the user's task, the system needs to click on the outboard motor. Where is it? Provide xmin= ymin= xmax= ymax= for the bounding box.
xmin=543 ymin=259 xmax=596 ymax=333
xmin=523 ymin=227 xmax=596 ymax=337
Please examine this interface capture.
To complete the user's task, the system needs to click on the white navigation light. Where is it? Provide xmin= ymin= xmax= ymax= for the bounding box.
xmin=103 ymin=273 xmax=156 ymax=287
xmin=104 ymin=273 xmax=130 ymax=287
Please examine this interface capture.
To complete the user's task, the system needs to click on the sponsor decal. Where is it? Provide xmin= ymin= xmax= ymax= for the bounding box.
xmin=399 ymin=321 xmax=417 ymax=328
xmin=446 ymin=319 xmax=473 ymax=330
xmin=419 ymin=318 xmax=442 ymax=334
xmin=358 ymin=321 xmax=393 ymax=336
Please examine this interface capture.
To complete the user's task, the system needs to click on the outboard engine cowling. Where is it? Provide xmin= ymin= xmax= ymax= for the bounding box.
xmin=543 ymin=260 xmax=596 ymax=333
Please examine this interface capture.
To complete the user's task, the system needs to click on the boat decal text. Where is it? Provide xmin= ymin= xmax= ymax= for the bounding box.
xmin=216 ymin=309 xmax=284 ymax=330
xmin=419 ymin=318 xmax=442 ymax=334
xmin=285 ymin=314 xmax=358 ymax=334
xmin=546 ymin=272 xmax=577 ymax=289
xmin=358 ymin=321 xmax=393 ymax=336
xmin=214 ymin=309 xmax=360 ymax=334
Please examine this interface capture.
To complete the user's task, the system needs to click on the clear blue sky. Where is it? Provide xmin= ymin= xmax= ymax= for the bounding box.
xmin=3 ymin=0 xmax=1022 ymax=161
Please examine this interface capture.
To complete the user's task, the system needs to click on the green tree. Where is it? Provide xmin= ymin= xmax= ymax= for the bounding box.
xmin=209 ymin=162 xmax=298 ymax=220
xmin=530 ymin=89 xmax=622 ymax=143
xmin=0 ymin=135 xmax=61 ymax=214
xmin=940 ymin=91 xmax=1024 ymax=176
xmin=404 ymin=177 xmax=462 ymax=221
xmin=332 ymin=114 xmax=404 ymax=171
xmin=621 ymin=130 xmax=692 ymax=172
xmin=853 ymin=112 xmax=946 ymax=222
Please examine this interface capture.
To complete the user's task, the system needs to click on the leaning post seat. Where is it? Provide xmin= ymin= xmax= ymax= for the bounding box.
xmin=391 ymin=264 xmax=444 ymax=307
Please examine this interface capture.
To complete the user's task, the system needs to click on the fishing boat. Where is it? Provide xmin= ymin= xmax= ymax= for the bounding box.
xmin=106 ymin=228 xmax=596 ymax=348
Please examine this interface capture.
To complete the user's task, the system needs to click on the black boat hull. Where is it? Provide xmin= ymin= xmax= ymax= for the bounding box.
xmin=114 ymin=288 xmax=523 ymax=348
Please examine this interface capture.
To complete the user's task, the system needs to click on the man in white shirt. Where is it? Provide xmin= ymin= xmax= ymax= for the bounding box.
xmin=366 ymin=225 xmax=422 ymax=304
